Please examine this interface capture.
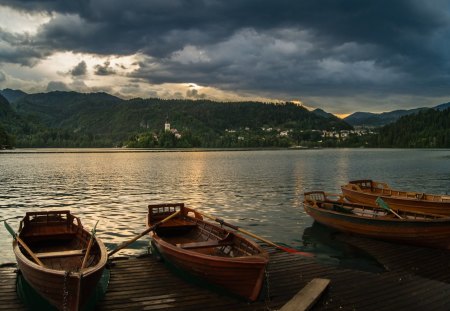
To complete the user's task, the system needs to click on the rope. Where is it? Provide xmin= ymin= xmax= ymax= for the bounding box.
xmin=63 ymin=271 xmax=70 ymax=311
xmin=264 ymin=267 xmax=273 ymax=310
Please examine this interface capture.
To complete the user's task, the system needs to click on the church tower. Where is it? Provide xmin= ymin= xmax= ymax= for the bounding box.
xmin=164 ymin=116 xmax=170 ymax=132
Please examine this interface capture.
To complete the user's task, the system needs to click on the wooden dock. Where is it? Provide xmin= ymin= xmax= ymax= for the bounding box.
xmin=2 ymin=234 xmax=450 ymax=310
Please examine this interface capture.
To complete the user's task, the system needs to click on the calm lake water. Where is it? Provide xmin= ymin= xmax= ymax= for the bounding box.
xmin=1 ymin=148 xmax=450 ymax=268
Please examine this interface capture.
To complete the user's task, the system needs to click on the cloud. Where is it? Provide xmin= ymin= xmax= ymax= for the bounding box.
xmin=70 ymin=60 xmax=87 ymax=76
xmin=46 ymin=81 xmax=71 ymax=92
xmin=1 ymin=0 xmax=450 ymax=113
xmin=186 ymin=88 xmax=206 ymax=99
xmin=0 ymin=29 xmax=51 ymax=66
xmin=0 ymin=70 xmax=6 ymax=82
xmin=94 ymin=61 xmax=116 ymax=76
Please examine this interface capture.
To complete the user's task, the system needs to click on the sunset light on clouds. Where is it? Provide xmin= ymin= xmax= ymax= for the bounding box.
xmin=1 ymin=1 xmax=450 ymax=114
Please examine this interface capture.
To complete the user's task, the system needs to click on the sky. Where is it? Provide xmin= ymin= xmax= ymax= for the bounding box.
xmin=1 ymin=1 xmax=450 ymax=116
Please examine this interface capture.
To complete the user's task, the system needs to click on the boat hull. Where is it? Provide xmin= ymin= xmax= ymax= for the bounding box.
xmin=304 ymin=193 xmax=450 ymax=249
xmin=152 ymin=237 xmax=268 ymax=301
xmin=14 ymin=251 xmax=105 ymax=310
xmin=148 ymin=203 xmax=269 ymax=301
xmin=342 ymin=180 xmax=450 ymax=215
xmin=13 ymin=211 xmax=108 ymax=311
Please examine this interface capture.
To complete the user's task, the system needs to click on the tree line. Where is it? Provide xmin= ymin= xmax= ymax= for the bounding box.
xmin=1 ymin=90 xmax=450 ymax=149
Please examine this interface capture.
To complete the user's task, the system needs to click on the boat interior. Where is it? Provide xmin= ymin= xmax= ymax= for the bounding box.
xmin=148 ymin=203 xmax=262 ymax=257
xmin=19 ymin=211 xmax=100 ymax=271
xmin=347 ymin=180 xmax=450 ymax=202
xmin=305 ymin=191 xmax=446 ymax=220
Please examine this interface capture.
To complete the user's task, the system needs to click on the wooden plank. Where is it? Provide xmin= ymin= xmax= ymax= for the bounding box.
xmin=177 ymin=240 xmax=233 ymax=249
xmin=280 ymin=278 xmax=330 ymax=311
xmin=4 ymin=241 xmax=450 ymax=311
xmin=35 ymin=249 xmax=85 ymax=258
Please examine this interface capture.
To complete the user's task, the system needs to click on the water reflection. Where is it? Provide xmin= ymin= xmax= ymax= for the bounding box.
xmin=302 ymin=222 xmax=385 ymax=272
xmin=1 ymin=149 xmax=450 ymax=266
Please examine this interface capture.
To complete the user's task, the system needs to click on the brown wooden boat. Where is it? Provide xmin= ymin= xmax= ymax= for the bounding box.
xmin=147 ymin=203 xmax=269 ymax=301
xmin=341 ymin=179 xmax=450 ymax=215
xmin=12 ymin=210 xmax=107 ymax=310
xmin=304 ymin=191 xmax=450 ymax=249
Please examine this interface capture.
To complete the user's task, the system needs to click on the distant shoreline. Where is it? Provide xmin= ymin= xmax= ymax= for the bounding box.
xmin=0 ymin=147 xmax=310 ymax=154
xmin=2 ymin=147 xmax=449 ymax=154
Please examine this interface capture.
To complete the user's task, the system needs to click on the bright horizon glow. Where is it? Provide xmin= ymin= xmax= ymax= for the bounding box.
xmin=334 ymin=113 xmax=350 ymax=119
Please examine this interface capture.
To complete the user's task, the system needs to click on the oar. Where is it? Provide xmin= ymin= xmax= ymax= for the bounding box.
xmin=4 ymin=221 xmax=45 ymax=267
xmin=375 ymin=197 xmax=403 ymax=219
xmin=80 ymin=220 xmax=99 ymax=270
xmin=108 ymin=210 xmax=181 ymax=257
xmin=194 ymin=209 xmax=314 ymax=257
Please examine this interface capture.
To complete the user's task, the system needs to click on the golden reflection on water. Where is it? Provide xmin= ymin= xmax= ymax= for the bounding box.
xmin=1 ymin=148 xmax=450 ymax=265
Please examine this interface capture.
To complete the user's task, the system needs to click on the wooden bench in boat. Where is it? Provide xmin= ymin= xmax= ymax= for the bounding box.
xmin=177 ymin=239 xmax=234 ymax=249
xmin=177 ymin=233 xmax=235 ymax=249
xmin=159 ymin=218 xmax=197 ymax=228
xmin=35 ymin=249 xmax=86 ymax=259
xmin=22 ymin=224 xmax=78 ymax=240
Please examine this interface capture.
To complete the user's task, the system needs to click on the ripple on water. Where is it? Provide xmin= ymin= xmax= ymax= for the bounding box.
xmin=1 ymin=149 xmax=450 ymax=269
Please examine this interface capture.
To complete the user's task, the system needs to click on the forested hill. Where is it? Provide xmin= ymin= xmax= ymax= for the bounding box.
xmin=373 ymin=108 xmax=450 ymax=147
xmin=344 ymin=102 xmax=450 ymax=127
xmin=2 ymin=90 xmax=352 ymax=148
xmin=0 ymin=93 xmax=11 ymax=116
xmin=0 ymin=95 xmax=13 ymax=149
xmin=0 ymin=94 xmax=17 ymax=148
xmin=3 ymin=89 xmax=450 ymax=148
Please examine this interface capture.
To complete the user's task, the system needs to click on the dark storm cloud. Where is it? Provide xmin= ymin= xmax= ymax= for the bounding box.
xmin=70 ymin=61 xmax=87 ymax=76
xmin=186 ymin=88 xmax=206 ymax=99
xmin=94 ymin=61 xmax=116 ymax=76
xmin=2 ymin=0 xmax=450 ymax=107
xmin=0 ymin=28 xmax=51 ymax=66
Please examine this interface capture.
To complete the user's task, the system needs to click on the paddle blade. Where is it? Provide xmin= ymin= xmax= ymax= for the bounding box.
xmin=4 ymin=221 xmax=17 ymax=238
xmin=375 ymin=197 xmax=390 ymax=211
xmin=277 ymin=244 xmax=315 ymax=257
xmin=91 ymin=220 xmax=99 ymax=237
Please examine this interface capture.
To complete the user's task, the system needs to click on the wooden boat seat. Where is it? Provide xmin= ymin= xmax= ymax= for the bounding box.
xmin=158 ymin=218 xmax=197 ymax=228
xmin=321 ymin=202 xmax=354 ymax=214
xmin=35 ymin=249 xmax=86 ymax=259
xmin=23 ymin=230 xmax=77 ymax=240
xmin=22 ymin=224 xmax=78 ymax=239
xmin=177 ymin=239 xmax=234 ymax=249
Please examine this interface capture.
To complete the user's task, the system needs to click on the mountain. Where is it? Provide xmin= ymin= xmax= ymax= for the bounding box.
xmin=344 ymin=102 xmax=450 ymax=127
xmin=6 ymin=90 xmax=352 ymax=148
xmin=345 ymin=107 xmax=430 ymax=127
xmin=0 ymin=94 xmax=17 ymax=148
xmin=312 ymin=108 xmax=338 ymax=119
xmin=435 ymin=102 xmax=450 ymax=111
xmin=344 ymin=109 xmax=423 ymax=127
xmin=0 ymin=93 xmax=13 ymax=117
xmin=11 ymin=91 xmax=123 ymax=128
xmin=374 ymin=108 xmax=450 ymax=148
xmin=0 ymin=88 xmax=27 ymax=103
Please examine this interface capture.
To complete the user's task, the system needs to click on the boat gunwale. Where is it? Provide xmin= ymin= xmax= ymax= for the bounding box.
xmin=13 ymin=211 xmax=108 ymax=277
xmin=342 ymin=179 xmax=450 ymax=203
xmin=147 ymin=203 xmax=268 ymax=261
xmin=304 ymin=191 xmax=450 ymax=225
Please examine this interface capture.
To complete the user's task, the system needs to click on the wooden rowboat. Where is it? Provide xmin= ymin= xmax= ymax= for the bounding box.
xmin=341 ymin=179 xmax=450 ymax=215
xmin=304 ymin=191 xmax=450 ymax=249
xmin=12 ymin=211 xmax=107 ymax=310
xmin=147 ymin=203 xmax=269 ymax=301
